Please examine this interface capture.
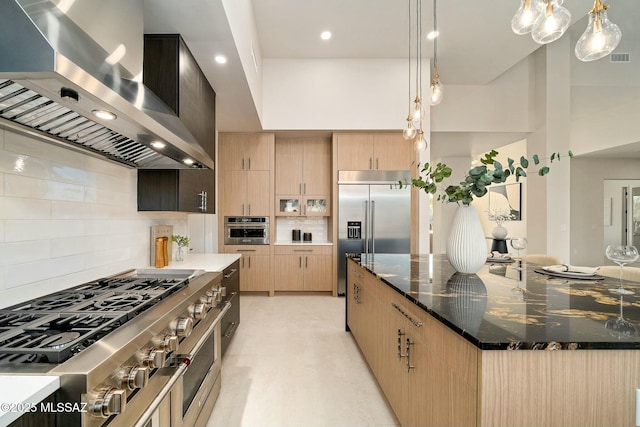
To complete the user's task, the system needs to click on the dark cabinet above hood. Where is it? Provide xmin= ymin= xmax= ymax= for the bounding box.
xmin=0 ymin=0 xmax=215 ymax=169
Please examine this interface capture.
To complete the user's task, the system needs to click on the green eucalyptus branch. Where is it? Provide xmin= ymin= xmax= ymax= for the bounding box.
xmin=400 ymin=149 xmax=573 ymax=206
xmin=171 ymin=235 xmax=191 ymax=247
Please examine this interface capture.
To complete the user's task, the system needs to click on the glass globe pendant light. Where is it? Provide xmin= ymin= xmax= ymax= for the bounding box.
xmin=575 ymin=0 xmax=622 ymax=62
xmin=429 ymin=0 xmax=443 ymax=106
xmin=403 ymin=113 xmax=417 ymax=140
xmin=414 ymin=129 xmax=428 ymax=152
xmin=511 ymin=0 xmax=543 ymax=35
xmin=430 ymin=68 xmax=443 ymax=106
xmin=532 ymin=0 xmax=571 ymax=44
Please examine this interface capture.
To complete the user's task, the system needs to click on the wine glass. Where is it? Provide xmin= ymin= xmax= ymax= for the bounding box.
xmin=605 ymin=245 xmax=639 ymax=295
xmin=604 ymin=295 xmax=637 ymax=339
xmin=510 ymin=237 xmax=528 ymax=271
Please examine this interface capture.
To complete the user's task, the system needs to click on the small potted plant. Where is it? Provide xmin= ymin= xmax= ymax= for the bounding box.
xmin=171 ymin=235 xmax=190 ymax=262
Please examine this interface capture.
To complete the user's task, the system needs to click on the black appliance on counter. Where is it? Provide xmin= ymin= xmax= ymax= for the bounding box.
xmin=0 ymin=269 xmax=229 ymax=427
xmin=220 ymin=260 xmax=240 ymax=357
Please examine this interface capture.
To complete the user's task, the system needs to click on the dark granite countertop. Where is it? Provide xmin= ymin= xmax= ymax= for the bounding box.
xmin=351 ymin=253 xmax=640 ymax=350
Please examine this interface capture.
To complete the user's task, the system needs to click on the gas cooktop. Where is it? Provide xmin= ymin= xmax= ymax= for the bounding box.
xmin=0 ymin=270 xmax=195 ymax=364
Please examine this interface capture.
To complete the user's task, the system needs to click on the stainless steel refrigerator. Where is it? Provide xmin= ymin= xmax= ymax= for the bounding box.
xmin=338 ymin=170 xmax=411 ymax=295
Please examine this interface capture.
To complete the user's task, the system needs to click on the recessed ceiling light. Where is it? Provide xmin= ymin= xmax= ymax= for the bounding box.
xmin=183 ymin=158 xmax=195 ymax=166
xmin=215 ymin=55 xmax=227 ymax=64
xmin=151 ymin=141 xmax=166 ymax=149
xmin=91 ymin=109 xmax=117 ymax=120
xmin=320 ymin=31 xmax=332 ymax=41
xmin=427 ymin=30 xmax=439 ymax=40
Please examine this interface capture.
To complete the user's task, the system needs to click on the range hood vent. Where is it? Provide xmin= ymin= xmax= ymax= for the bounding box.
xmin=0 ymin=0 xmax=215 ymax=169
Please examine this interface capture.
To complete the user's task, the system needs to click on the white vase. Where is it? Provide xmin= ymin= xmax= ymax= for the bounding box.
xmin=446 ymin=205 xmax=488 ymax=274
xmin=491 ymin=224 xmax=508 ymax=240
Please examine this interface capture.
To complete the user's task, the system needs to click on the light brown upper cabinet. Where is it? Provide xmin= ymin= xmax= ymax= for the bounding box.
xmin=219 ymin=133 xmax=273 ymax=216
xmin=275 ymin=138 xmax=331 ymax=216
xmin=219 ymin=133 xmax=272 ymax=171
xmin=337 ymin=133 xmax=414 ymax=171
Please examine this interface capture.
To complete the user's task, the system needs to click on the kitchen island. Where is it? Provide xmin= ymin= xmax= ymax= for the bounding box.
xmin=346 ymin=254 xmax=640 ymax=427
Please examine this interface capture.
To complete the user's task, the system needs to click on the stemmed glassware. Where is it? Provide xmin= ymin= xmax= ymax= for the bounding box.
xmin=605 ymin=245 xmax=639 ymax=295
xmin=604 ymin=295 xmax=637 ymax=339
xmin=510 ymin=237 xmax=528 ymax=271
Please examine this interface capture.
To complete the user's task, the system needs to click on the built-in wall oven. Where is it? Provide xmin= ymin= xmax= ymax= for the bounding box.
xmin=224 ymin=216 xmax=269 ymax=245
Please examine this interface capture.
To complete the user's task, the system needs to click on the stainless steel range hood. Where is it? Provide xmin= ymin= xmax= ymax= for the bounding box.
xmin=0 ymin=0 xmax=215 ymax=169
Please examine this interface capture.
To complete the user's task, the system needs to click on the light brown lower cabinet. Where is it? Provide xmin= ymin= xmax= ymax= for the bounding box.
xmin=224 ymin=246 xmax=271 ymax=293
xmin=347 ymin=258 xmax=640 ymax=427
xmin=274 ymin=246 xmax=332 ymax=291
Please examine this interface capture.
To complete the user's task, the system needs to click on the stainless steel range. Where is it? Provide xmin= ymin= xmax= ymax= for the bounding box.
xmin=0 ymin=268 xmax=229 ymax=427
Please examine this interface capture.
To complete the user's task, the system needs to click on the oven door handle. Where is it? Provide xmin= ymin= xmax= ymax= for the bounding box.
xmin=132 ymin=357 xmax=191 ymax=427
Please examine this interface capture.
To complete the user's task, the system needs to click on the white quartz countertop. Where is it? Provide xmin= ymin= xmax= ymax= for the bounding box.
xmin=0 ymin=375 xmax=60 ymax=425
xmin=163 ymin=253 xmax=241 ymax=272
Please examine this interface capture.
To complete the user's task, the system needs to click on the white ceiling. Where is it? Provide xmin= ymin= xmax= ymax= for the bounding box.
xmin=143 ymin=0 xmax=638 ymax=157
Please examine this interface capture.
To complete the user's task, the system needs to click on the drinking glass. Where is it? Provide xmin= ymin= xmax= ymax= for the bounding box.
xmin=605 ymin=245 xmax=639 ymax=295
xmin=510 ymin=237 xmax=528 ymax=271
xmin=604 ymin=295 xmax=637 ymax=339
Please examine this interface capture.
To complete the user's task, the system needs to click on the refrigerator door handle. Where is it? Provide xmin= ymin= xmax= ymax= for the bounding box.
xmin=364 ymin=200 xmax=369 ymax=254
xmin=371 ymin=200 xmax=375 ymax=254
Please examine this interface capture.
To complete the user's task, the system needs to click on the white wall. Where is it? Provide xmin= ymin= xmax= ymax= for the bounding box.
xmin=262 ymin=58 xmax=408 ymax=130
xmin=0 ymin=129 xmax=189 ymax=308
xmin=431 ymin=57 xmax=535 ymax=133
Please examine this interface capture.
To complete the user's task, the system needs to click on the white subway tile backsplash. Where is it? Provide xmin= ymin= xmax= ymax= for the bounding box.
xmin=0 ymin=197 xmax=51 ymax=220
xmin=0 ymin=150 xmax=51 ymax=179
xmin=0 ymin=132 xmax=188 ymax=306
xmin=0 ymin=241 xmax=51 ymax=267
xmin=5 ymin=131 xmax=86 ymax=168
xmin=276 ymin=217 xmax=329 ymax=242
xmin=51 ymin=163 xmax=95 ymax=186
xmin=6 ymin=254 xmax=86 ymax=288
xmin=5 ymin=174 xmax=84 ymax=201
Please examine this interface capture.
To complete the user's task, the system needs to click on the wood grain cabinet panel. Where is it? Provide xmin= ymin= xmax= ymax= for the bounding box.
xmin=274 ymin=246 xmax=332 ymax=291
xmin=337 ymin=133 xmax=414 ymax=171
xmin=275 ymin=138 xmax=331 ymax=217
xmin=219 ymin=133 xmax=272 ymax=171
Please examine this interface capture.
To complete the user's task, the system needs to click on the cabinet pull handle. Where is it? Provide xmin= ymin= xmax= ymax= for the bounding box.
xmin=248 ymin=257 xmax=251 ymax=268
xmin=299 ymin=183 xmax=302 ymax=194
xmin=248 ymin=204 xmax=251 ymax=215
xmin=406 ymin=338 xmax=414 ymax=372
xmin=376 ymin=158 xmax=379 ymax=169
xmin=248 ymin=157 xmax=251 ymax=170
xmin=242 ymin=158 xmax=245 ymax=170
xmin=305 ymin=256 xmax=308 ymax=268
xmin=242 ymin=204 xmax=245 ymax=215
xmin=369 ymin=157 xmax=373 ymax=169
xmin=223 ymin=322 xmax=238 ymax=338
xmin=391 ymin=303 xmax=423 ymax=327
xmin=299 ymin=256 xmax=302 ymax=268
xmin=237 ymin=249 xmax=256 ymax=252
xmin=223 ymin=269 xmax=237 ymax=279
xmin=198 ymin=191 xmax=207 ymax=211
xmin=293 ymin=249 xmax=313 ymax=252
xmin=397 ymin=329 xmax=406 ymax=360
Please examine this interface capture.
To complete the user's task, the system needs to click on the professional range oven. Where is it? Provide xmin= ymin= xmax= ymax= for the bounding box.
xmin=0 ymin=269 xmax=228 ymax=427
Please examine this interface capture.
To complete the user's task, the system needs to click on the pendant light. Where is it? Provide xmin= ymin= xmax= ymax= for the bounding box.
xmin=511 ymin=0 xmax=543 ymax=35
xmin=402 ymin=0 xmax=417 ymax=141
xmin=412 ymin=0 xmax=423 ymax=122
xmin=531 ymin=0 xmax=571 ymax=44
xmin=429 ymin=0 xmax=443 ymax=106
xmin=575 ymin=0 xmax=622 ymax=62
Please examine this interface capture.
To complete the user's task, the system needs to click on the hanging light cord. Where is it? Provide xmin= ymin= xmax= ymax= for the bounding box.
xmin=407 ymin=0 xmax=413 ymax=115
xmin=415 ymin=0 xmax=421 ymax=102
xmin=433 ymin=0 xmax=438 ymax=72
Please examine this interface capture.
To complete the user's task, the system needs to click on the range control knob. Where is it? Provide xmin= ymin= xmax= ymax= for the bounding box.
xmin=199 ymin=294 xmax=213 ymax=307
xmin=89 ymin=387 xmax=126 ymax=418
xmin=121 ymin=365 xmax=149 ymax=390
xmin=211 ymin=288 xmax=223 ymax=303
xmin=143 ymin=349 xmax=165 ymax=369
xmin=173 ymin=317 xmax=193 ymax=338
xmin=162 ymin=334 xmax=179 ymax=352
xmin=189 ymin=303 xmax=208 ymax=320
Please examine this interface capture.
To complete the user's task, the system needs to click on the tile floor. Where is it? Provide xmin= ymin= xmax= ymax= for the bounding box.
xmin=206 ymin=295 xmax=399 ymax=427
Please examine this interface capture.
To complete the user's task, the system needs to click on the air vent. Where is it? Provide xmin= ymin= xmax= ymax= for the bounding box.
xmin=610 ymin=53 xmax=630 ymax=63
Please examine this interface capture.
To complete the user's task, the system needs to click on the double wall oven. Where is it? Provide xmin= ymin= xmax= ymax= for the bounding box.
xmin=0 ymin=269 xmax=229 ymax=427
